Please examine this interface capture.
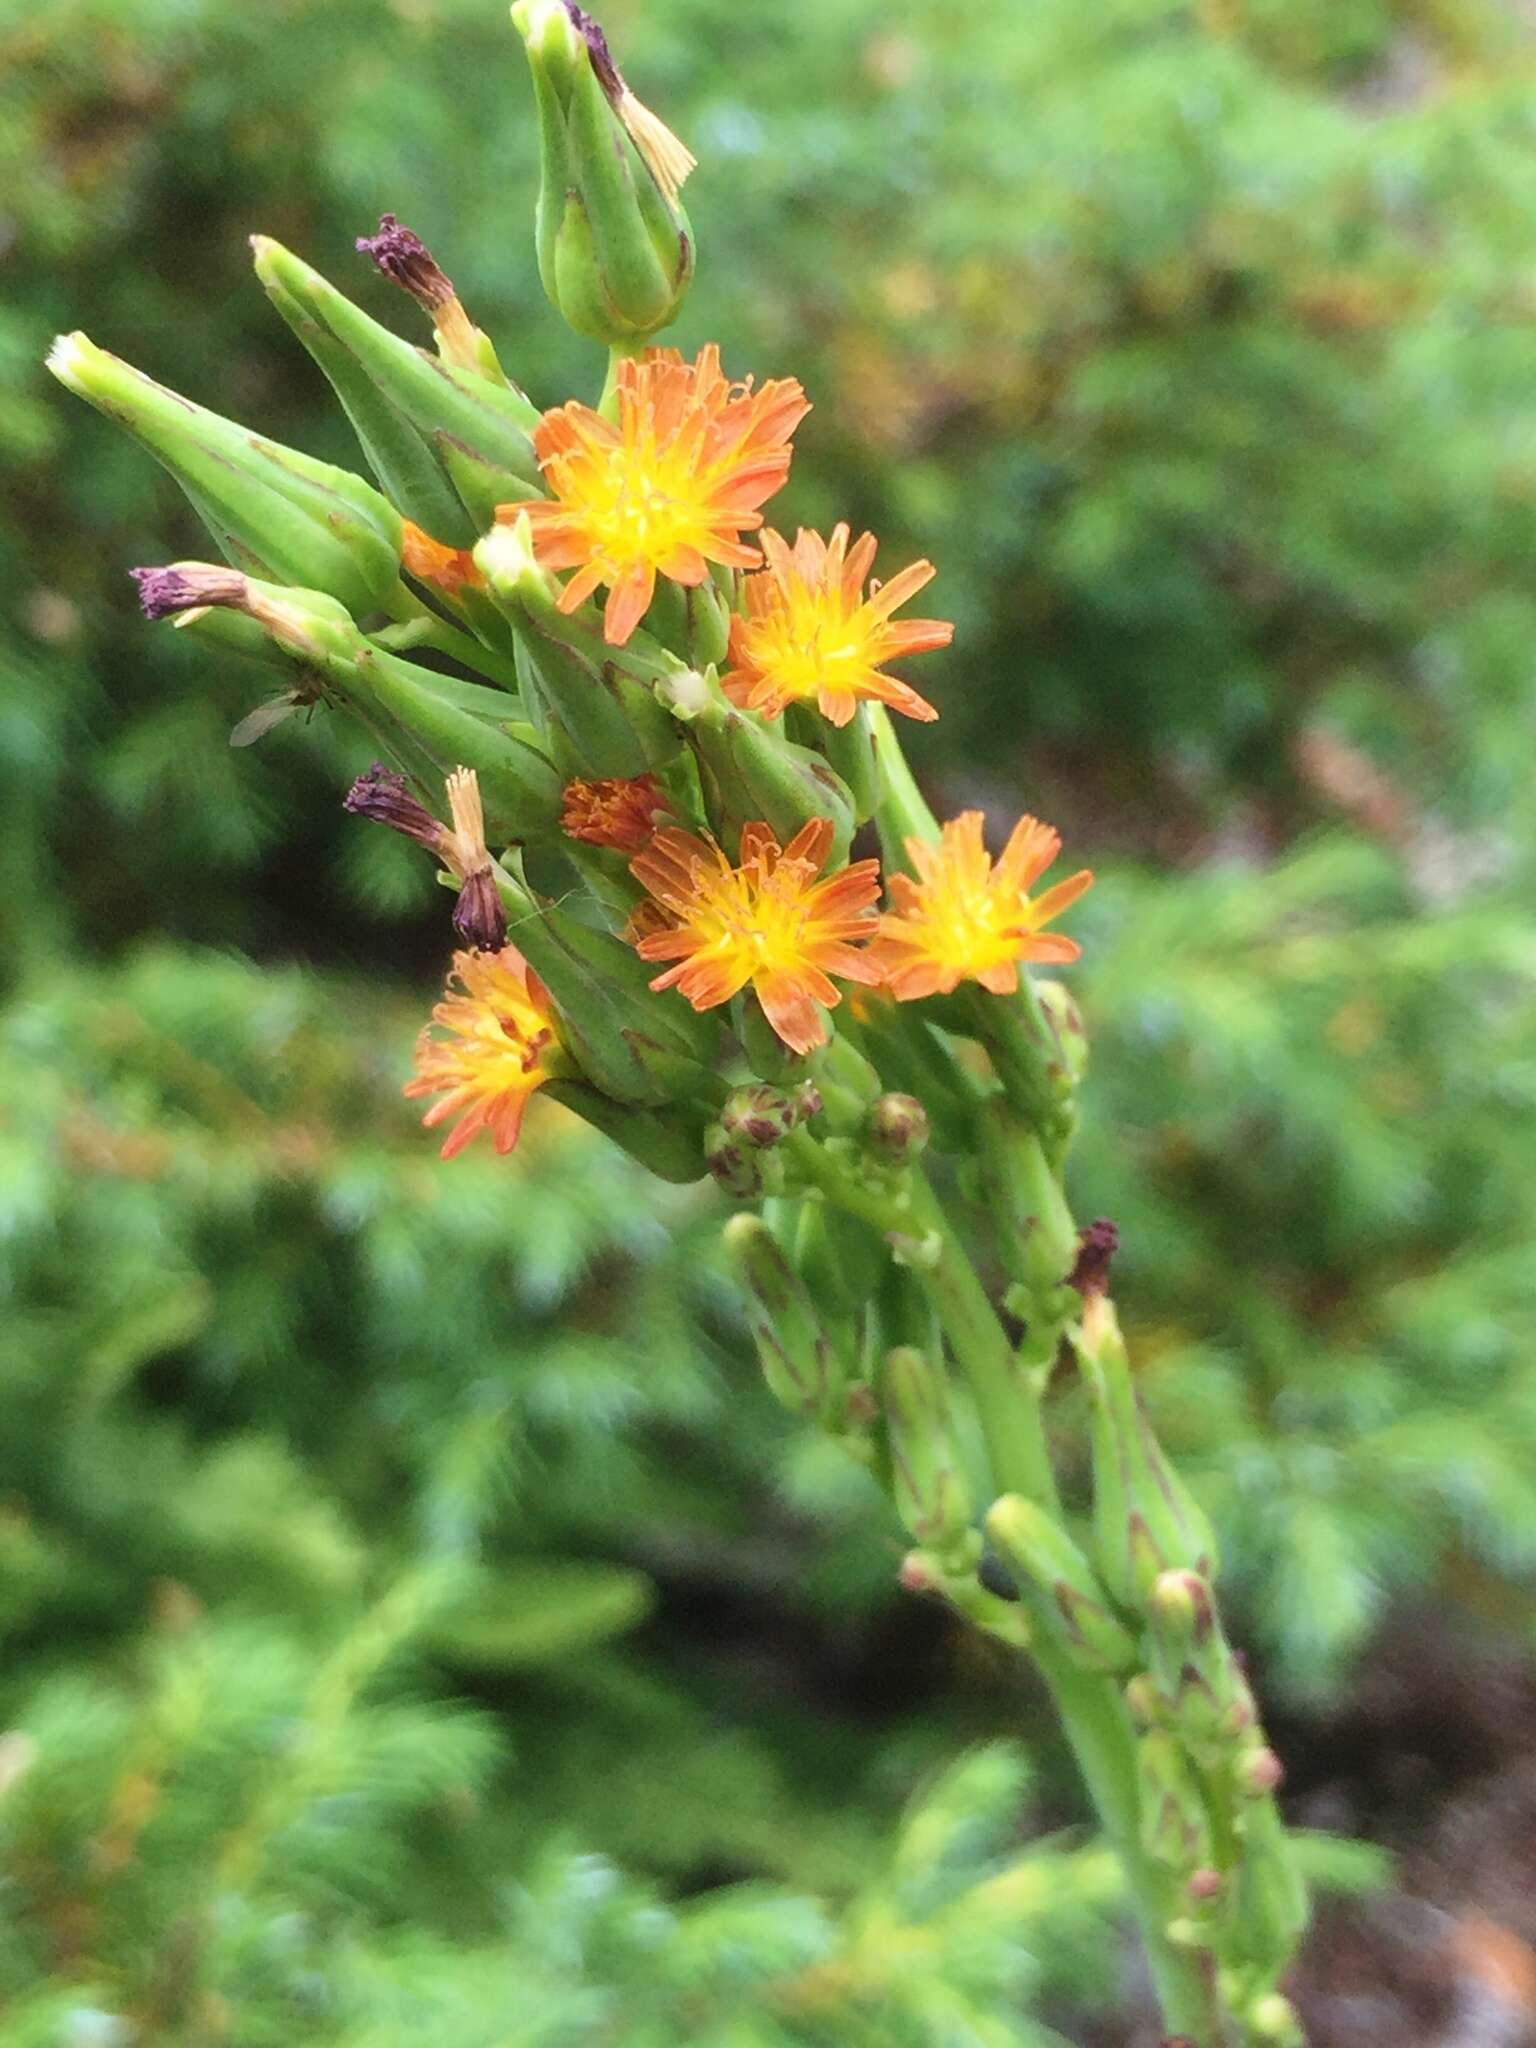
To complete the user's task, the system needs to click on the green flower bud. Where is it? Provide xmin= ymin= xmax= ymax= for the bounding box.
xmin=476 ymin=521 xmax=679 ymax=776
xmin=542 ymin=1081 xmax=709 ymax=1182
xmin=982 ymin=1119 xmax=1079 ymax=1305
xmin=720 ymin=1082 xmax=817 ymax=1149
xmin=1228 ymin=1799 xmax=1310 ymax=1981
xmin=817 ymin=702 xmax=882 ymax=824
xmin=1078 ymin=1294 xmax=1220 ymax=1612
xmin=724 ymin=1213 xmax=832 ymax=1417
xmin=1036 ymin=978 xmax=1089 ymax=1090
xmin=1144 ymin=1570 xmax=1254 ymax=1766
xmin=1248 ymin=1994 xmax=1304 ymax=2047
xmin=791 ymin=1199 xmax=886 ymax=1319
xmin=882 ymin=1345 xmax=974 ymax=1560
xmin=252 ymin=236 xmax=542 ymax=544
xmin=866 ymin=1093 xmax=930 ymax=1164
xmin=492 ymin=856 xmax=720 ymax=1104
xmin=658 ymin=669 xmax=856 ymax=864
xmin=513 ymin=0 xmax=695 ymax=345
xmin=49 ymin=333 xmax=402 ymax=614
xmin=1136 ymin=1730 xmax=1213 ymax=1875
xmin=985 ymin=1495 xmax=1140 ymax=1674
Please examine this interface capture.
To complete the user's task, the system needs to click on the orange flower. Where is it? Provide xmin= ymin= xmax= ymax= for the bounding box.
xmin=722 ymin=524 xmax=951 ymax=727
xmin=560 ymin=773 xmax=671 ymax=854
xmin=628 ymin=818 xmax=881 ymax=1055
xmin=404 ymin=946 xmax=563 ymax=1159
xmin=872 ymin=812 xmax=1093 ymax=1000
xmin=500 ymin=345 xmax=809 ymax=646
xmin=401 ymin=519 xmax=484 ymax=597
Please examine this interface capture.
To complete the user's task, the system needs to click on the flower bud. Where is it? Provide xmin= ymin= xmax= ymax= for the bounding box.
xmin=983 ymin=1121 xmax=1078 ymax=1304
xmin=1078 ymin=1295 xmax=1220 ymax=1612
xmin=720 ymin=1083 xmax=816 ymax=1149
xmin=476 ymin=521 xmax=679 ymax=776
xmin=1248 ymin=1995 xmax=1304 ymax=2047
xmin=791 ymin=1200 xmax=886 ymax=1320
xmin=1036 ymin=978 xmax=1089 ymax=1090
xmin=1144 ymin=1571 xmax=1240 ymax=1757
xmin=50 ymin=333 xmax=402 ymax=613
xmin=724 ymin=1213 xmax=832 ymax=1417
xmin=545 ymin=1079 xmax=708 ymax=1182
xmin=865 ymin=1092 xmax=930 ymax=1164
xmin=658 ymin=668 xmax=856 ymax=864
xmin=985 ymin=1494 xmax=1140 ymax=1674
xmin=882 ymin=1345 xmax=975 ymax=1560
xmin=513 ymin=0 xmax=695 ymax=344
xmin=1136 ymin=1730 xmax=1213 ymax=1875
xmin=252 ymin=236 xmax=542 ymax=541
xmin=494 ymin=857 xmax=720 ymax=1104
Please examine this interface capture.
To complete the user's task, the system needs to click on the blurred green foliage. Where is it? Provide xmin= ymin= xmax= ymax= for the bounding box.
xmin=4 ymin=0 xmax=1536 ymax=2035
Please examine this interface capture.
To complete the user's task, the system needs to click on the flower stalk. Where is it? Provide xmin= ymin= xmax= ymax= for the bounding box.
xmin=50 ymin=7 xmax=1308 ymax=2039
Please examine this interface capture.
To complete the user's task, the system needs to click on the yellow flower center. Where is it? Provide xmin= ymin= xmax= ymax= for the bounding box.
xmin=739 ymin=584 xmax=870 ymax=706
xmin=686 ymin=859 xmax=825 ymax=981
xmin=554 ymin=432 xmax=720 ymax=575
xmin=906 ymin=867 xmax=1025 ymax=979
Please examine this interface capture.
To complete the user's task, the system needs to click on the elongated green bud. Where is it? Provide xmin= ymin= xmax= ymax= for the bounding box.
xmin=49 ymin=333 xmax=403 ymax=613
xmin=818 ymin=703 xmax=882 ymax=824
xmin=492 ymin=860 xmax=719 ymax=1105
xmin=545 ymin=1080 xmax=708 ymax=1182
xmin=791 ymin=1200 xmax=886 ymax=1319
xmin=985 ymin=1495 xmax=1139 ymax=1673
xmin=659 ymin=669 xmax=856 ymax=862
xmin=134 ymin=563 xmax=562 ymax=842
xmin=724 ymin=1214 xmax=833 ymax=1418
xmin=1136 ymin=1730 xmax=1213 ymax=1874
xmin=984 ymin=1119 xmax=1079 ymax=1305
xmin=1078 ymin=1294 xmax=1219 ymax=1611
xmin=1144 ymin=1571 xmax=1261 ymax=1772
xmin=252 ymin=237 xmax=541 ymax=542
xmin=513 ymin=0 xmax=694 ymax=345
xmin=344 ymin=647 xmax=563 ymax=842
xmin=1036 ymin=979 xmax=1089 ymax=1090
xmin=1227 ymin=1798 xmax=1310 ymax=1981
xmin=476 ymin=522 xmax=679 ymax=775
xmin=882 ymin=1346 xmax=974 ymax=1559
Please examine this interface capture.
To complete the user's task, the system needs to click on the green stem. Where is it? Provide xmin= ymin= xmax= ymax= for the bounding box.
xmin=1029 ymin=1632 xmax=1225 ymax=2046
xmin=785 ymin=1138 xmax=1058 ymax=1515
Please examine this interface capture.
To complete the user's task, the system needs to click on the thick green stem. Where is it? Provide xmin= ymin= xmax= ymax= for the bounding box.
xmin=1029 ymin=1632 xmax=1225 ymax=2046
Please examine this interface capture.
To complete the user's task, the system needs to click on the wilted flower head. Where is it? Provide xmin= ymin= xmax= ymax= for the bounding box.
xmin=404 ymin=946 xmax=563 ymax=1157
xmin=500 ymin=345 xmax=809 ymax=645
xmin=628 ymin=818 xmax=882 ymax=1054
xmin=560 ymin=773 xmax=671 ymax=853
xmin=872 ymin=812 xmax=1093 ymax=1000
xmin=722 ymin=524 xmax=951 ymax=727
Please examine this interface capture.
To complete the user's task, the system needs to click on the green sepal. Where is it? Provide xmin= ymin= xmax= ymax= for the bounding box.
xmin=819 ymin=704 xmax=882 ymax=824
xmin=252 ymin=237 xmax=541 ymax=543
xmin=325 ymin=644 xmax=562 ymax=841
xmin=984 ymin=1494 xmax=1140 ymax=1674
xmin=791 ymin=1201 xmax=887 ymax=1320
xmin=881 ymin=1344 xmax=975 ymax=1560
xmin=514 ymin=0 xmax=693 ymax=344
xmin=1136 ymin=1730 xmax=1214 ymax=1875
xmin=724 ymin=1214 xmax=834 ymax=1419
xmin=1079 ymin=1300 xmax=1220 ymax=1613
xmin=545 ymin=1079 xmax=708 ymax=1183
xmin=48 ymin=332 xmax=402 ymax=615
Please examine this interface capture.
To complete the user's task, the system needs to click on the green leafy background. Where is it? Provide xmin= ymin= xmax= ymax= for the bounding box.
xmin=3 ymin=0 xmax=1534 ymax=2039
